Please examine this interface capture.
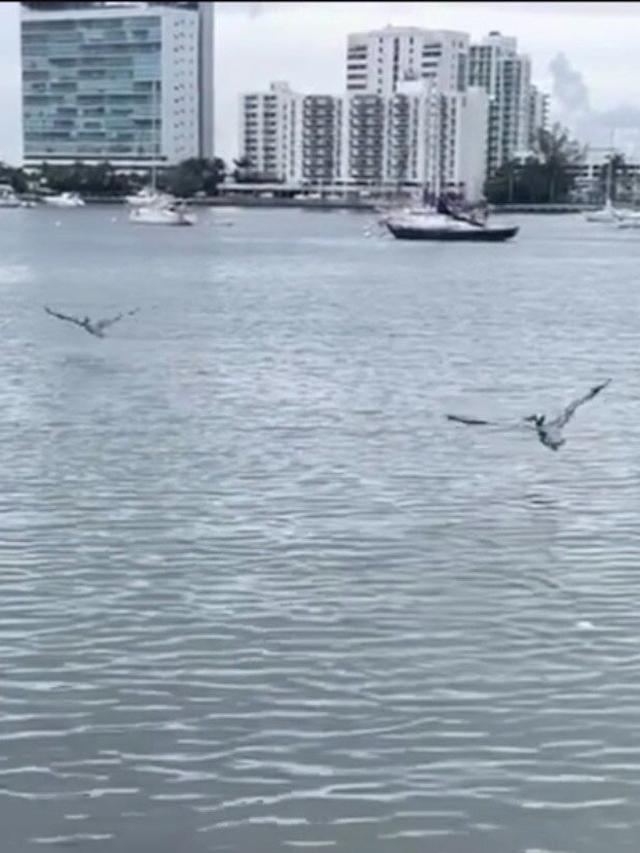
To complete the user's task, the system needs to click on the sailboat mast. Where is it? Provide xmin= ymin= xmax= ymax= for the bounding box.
xmin=151 ymin=78 xmax=158 ymax=191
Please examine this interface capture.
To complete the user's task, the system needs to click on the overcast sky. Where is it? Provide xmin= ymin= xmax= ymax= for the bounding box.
xmin=4 ymin=1 xmax=640 ymax=165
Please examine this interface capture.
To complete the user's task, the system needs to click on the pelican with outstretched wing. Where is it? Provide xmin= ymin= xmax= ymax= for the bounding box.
xmin=44 ymin=306 xmax=139 ymax=338
xmin=447 ymin=379 xmax=612 ymax=451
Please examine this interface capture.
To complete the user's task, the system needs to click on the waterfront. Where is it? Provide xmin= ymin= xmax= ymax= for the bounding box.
xmin=1 ymin=206 xmax=640 ymax=852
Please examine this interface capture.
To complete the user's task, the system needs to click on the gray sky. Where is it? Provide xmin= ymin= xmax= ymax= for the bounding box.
xmin=4 ymin=1 xmax=640 ymax=165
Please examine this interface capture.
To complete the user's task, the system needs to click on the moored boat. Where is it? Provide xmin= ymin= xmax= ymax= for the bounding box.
xmin=125 ymin=186 xmax=175 ymax=208
xmin=584 ymin=198 xmax=628 ymax=223
xmin=385 ymin=209 xmax=518 ymax=242
xmin=129 ymin=201 xmax=196 ymax=226
xmin=43 ymin=192 xmax=85 ymax=208
xmin=0 ymin=184 xmax=21 ymax=208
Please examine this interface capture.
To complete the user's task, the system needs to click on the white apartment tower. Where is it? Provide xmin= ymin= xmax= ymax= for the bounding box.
xmin=342 ymin=93 xmax=386 ymax=185
xmin=198 ymin=2 xmax=215 ymax=158
xmin=468 ymin=31 xmax=535 ymax=174
xmin=528 ymin=84 xmax=550 ymax=147
xmin=384 ymin=79 xmax=441 ymax=190
xmin=346 ymin=26 xmax=469 ymax=96
xmin=239 ymin=82 xmax=299 ymax=183
xmin=440 ymin=87 xmax=489 ymax=200
xmin=301 ymin=95 xmax=343 ymax=186
xmin=238 ymin=80 xmax=488 ymax=200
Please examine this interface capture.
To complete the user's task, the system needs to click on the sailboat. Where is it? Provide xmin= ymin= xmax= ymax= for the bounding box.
xmin=585 ymin=148 xmax=631 ymax=223
xmin=129 ymin=80 xmax=196 ymax=226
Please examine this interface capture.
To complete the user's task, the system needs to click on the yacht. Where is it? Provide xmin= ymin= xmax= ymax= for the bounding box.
xmin=44 ymin=192 xmax=85 ymax=208
xmin=384 ymin=200 xmax=518 ymax=242
xmin=0 ymin=184 xmax=20 ymax=208
xmin=386 ymin=209 xmax=519 ymax=242
xmin=125 ymin=186 xmax=174 ymax=208
xmin=129 ymin=201 xmax=197 ymax=226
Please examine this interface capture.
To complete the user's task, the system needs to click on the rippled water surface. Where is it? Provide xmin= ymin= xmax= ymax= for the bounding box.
xmin=1 ymin=206 xmax=640 ymax=852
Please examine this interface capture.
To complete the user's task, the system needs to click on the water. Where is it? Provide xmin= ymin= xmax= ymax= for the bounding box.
xmin=1 ymin=205 xmax=640 ymax=852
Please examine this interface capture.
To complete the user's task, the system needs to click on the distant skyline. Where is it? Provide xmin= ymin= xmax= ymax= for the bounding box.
xmin=4 ymin=2 xmax=640 ymax=165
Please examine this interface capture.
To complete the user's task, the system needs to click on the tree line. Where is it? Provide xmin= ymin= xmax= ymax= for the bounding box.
xmin=0 ymin=158 xmax=228 ymax=198
xmin=484 ymin=124 xmax=584 ymax=204
xmin=0 ymin=156 xmax=285 ymax=198
xmin=1 ymin=126 xmax=632 ymax=205
xmin=484 ymin=123 xmax=636 ymax=206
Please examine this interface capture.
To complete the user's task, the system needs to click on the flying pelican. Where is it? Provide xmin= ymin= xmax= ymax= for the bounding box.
xmin=44 ymin=305 xmax=139 ymax=338
xmin=446 ymin=379 xmax=612 ymax=451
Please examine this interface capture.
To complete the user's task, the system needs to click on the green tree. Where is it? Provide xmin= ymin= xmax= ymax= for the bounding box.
xmin=0 ymin=162 xmax=28 ymax=194
xmin=485 ymin=124 xmax=583 ymax=204
xmin=232 ymin=156 xmax=279 ymax=184
xmin=165 ymin=157 xmax=227 ymax=197
xmin=39 ymin=160 xmax=135 ymax=195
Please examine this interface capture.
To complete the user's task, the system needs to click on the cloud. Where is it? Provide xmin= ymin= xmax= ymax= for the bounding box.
xmin=549 ymin=52 xmax=640 ymax=155
xmin=549 ymin=52 xmax=590 ymax=116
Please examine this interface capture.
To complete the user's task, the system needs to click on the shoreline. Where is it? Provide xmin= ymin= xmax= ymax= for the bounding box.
xmin=22 ymin=195 xmax=602 ymax=214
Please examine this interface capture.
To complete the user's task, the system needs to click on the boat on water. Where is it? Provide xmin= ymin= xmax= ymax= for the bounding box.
xmin=44 ymin=192 xmax=85 ymax=208
xmin=129 ymin=201 xmax=197 ymax=226
xmin=385 ymin=207 xmax=518 ymax=242
xmin=584 ymin=197 xmax=627 ymax=223
xmin=584 ymin=153 xmax=633 ymax=222
xmin=125 ymin=186 xmax=175 ymax=208
xmin=0 ymin=184 xmax=21 ymax=208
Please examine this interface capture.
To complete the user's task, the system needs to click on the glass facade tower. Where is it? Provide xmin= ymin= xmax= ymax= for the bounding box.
xmin=21 ymin=4 xmax=201 ymax=165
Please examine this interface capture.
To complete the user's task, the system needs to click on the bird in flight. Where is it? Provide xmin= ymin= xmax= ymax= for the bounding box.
xmin=446 ymin=379 xmax=612 ymax=451
xmin=44 ymin=305 xmax=139 ymax=338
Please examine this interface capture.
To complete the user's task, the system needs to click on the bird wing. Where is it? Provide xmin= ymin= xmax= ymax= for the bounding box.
xmin=94 ymin=313 xmax=123 ymax=332
xmin=446 ymin=413 xmax=538 ymax=434
xmin=44 ymin=305 xmax=85 ymax=328
xmin=552 ymin=379 xmax=612 ymax=428
xmin=94 ymin=308 xmax=139 ymax=332
xmin=446 ymin=414 xmax=494 ymax=426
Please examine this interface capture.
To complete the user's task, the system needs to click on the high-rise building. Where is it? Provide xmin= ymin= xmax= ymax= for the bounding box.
xmin=344 ymin=93 xmax=386 ymax=185
xmin=198 ymin=2 xmax=215 ymax=159
xmin=528 ymin=84 xmax=550 ymax=147
xmin=238 ymin=80 xmax=488 ymax=200
xmin=384 ymin=79 xmax=440 ymax=191
xmin=440 ymin=87 xmax=489 ymax=200
xmin=301 ymin=95 xmax=343 ymax=187
xmin=346 ymin=26 xmax=469 ymax=96
xmin=20 ymin=1 xmax=214 ymax=166
xmin=468 ymin=31 xmax=535 ymax=174
xmin=238 ymin=82 xmax=300 ymax=183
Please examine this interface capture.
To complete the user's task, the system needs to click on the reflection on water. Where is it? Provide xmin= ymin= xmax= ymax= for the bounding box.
xmin=0 ymin=207 xmax=640 ymax=852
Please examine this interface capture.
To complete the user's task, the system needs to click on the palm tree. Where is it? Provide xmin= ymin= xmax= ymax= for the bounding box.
xmin=598 ymin=152 xmax=629 ymax=204
xmin=532 ymin=123 xmax=584 ymax=203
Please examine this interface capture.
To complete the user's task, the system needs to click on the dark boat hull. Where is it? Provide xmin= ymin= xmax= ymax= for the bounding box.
xmin=387 ymin=223 xmax=519 ymax=242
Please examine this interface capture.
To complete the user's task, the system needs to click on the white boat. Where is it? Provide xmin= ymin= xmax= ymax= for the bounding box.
xmin=584 ymin=197 xmax=626 ymax=223
xmin=0 ymin=184 xmax=20 ymax=208
xmin=44 ymin=192 xmax=85 ymax=208
xmin=125 ymin=186 xmax=174 ymax=208
xmin=129 ymin=202 xmax=197 ymax=226
xmin=584 ymin=155 xmax=632 ymax=222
